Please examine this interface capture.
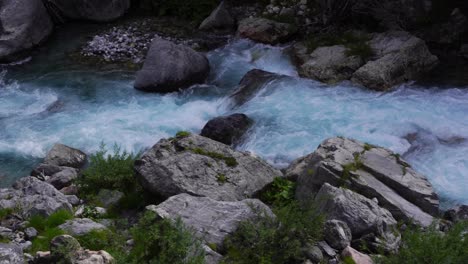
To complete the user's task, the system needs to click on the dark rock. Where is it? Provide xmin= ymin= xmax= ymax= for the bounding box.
xmin=237 ymin=17 xmax=297 ymax=44
xmin=31 ymin=163 xmax=65 ymax=178
xmin=304 ymin=245 xmax=323 ymax=263
xmin=444 ymin=205 xmax=468 ymax=223
xmin=48 ymin=0 xmax=130 ymax=22
xmin=199 ymin=1 xmax=235 ymax=31
xmin=0 ymin=243 xmax=23 ymax=264
xmin=201 ymin=113 xmax=253 ymax=146
xmin=44 ymin=144 xmax=87 ymax=168
xmin=134 ymin=133 xmax=282 ymax=201
xmin=96 ymin=189 xmax=124 ymax=208
xmin=323 ymin=220 xmax=352 ymax=250
xmin=134 ymin=38 xmax=210 ymax=93
xmin=0 ymin=0 xmax=53 ymax=62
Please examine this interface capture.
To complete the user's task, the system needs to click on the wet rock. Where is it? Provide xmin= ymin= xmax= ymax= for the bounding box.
xmin=0 ymin=243 xmax=23 ymax=264
xmin=134 ymin=38 xmax=210 ymax=93
xmin=341 ymin=246 xmax=374 ymax=264
xmin=237 ymin=17 xmax=297 ymax=44
xmin=323 ymin=220 xmax=352 ymax=250
xmin=290 ymin=137 xmax=439 ymax=227
xmin=444 ymin=205 xmax=468 ymax=223
xmin=199 ymin=1 xmax=235 ymax=31
xmin=352 ymin=31 xmax=438 ymax=91
xmin=48 ymin=0 xmax=130 ymax=22
xmin=0 ymin=0 xmax=53 ymax=62
xmin=45 ymin=100 xmax=65 ymax=113
xmin=314 ymin=183 xmax=401 ymax=253
xmin=44 ymin=144 xmax=87 ymax=168
xmin=201 ymin=113 xmax=253 ymax=146
xmin=59 ymin=218 xmax=107 ymax=236
xmin=135 ymin=133 xmax=282 ymax=201
xmin=147 ymin=193 xmax=273 ymax=249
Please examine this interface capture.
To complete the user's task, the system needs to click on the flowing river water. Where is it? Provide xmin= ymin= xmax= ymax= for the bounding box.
xmin=1 ymin=24 xmax=467 ymax=208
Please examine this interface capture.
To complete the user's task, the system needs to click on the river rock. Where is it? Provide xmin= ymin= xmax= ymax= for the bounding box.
xmin=229 ymin=69 xmax=285 ymax=108
xmin=0 ymin=0 xmax=53 ymax=62
xmin=444 ymin=205 xmax=468 ymax=223
xmin=135 ymin=133 xmax=282 ymax=201
xmin=200 ymin=113 xmax=253 ymax=145
xmin=134 ymin=38 xmax=210 ymax=93
xmin=0 ymin=177 xmax=72 ymax=217
xmin=146 ymin=193 xmax=273 ymax=249
xmin=199 ymin=1 xmax=235 ymax=31
xmin=323 ymin=220 xmax=352 ymax=250
xmin=314 ymin=183 xmax=401 ymax=253
xmin=290 ymin=137 xmax=439 ymax=227
xmin=48 ymin=0 xmax=130 ymax=22
xmin=44 ymin=144 xmax=87 ymax=168
xmin=296 ymin=45 xmax=365 ymax=83
xmin=59 ymin=218 xmax=107 ymax=236
xmin=237 ymin=17 xmax=297 ymax=44
xmin=0 ymin=243 xmax=23 ymax=264
xmin=351 ymin=31 xmax=438 ymax=90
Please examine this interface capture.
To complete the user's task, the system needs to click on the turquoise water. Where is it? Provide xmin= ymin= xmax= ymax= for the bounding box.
xmin=0 ymin=32 xmax=467 ymax=207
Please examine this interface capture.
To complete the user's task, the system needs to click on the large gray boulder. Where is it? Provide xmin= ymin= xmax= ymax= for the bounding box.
xmin=0 ymin=243 xmax=23 ymax=264
xmin=134 ymin=38 xmax=210 ymax=93
xmin=0 ymin=177 xmax=73 ymax=217
xmin=289 ymin=137 xmax=439 ymax=227
xmin=48 ymin=0 xmax=130 ymax=22
xmin=199 ymin=1 xmax=235 ymax=31
xmin=0 ymin=0 xmax=53 ymax=62
xmin=147 ymin=193 xmax=273 ymax=249
xmin=296 ymin=45 xmax=365 ymax=83
xmin=135 ymin=133 xmax=282 ymax=201
xmin=200 ymin=113 xmax=253 ymax=146
xmin=315 ymin=183 xmax=401 ymax=253
xmin=237 ymin=17 xmax=297 ymax=44
xmin=44 ymin=143 xmax=87 ymax=168
xmin=59 ymin=218 xmax=108 ymax=236
xmin=351 ymin=31 xmax=438 ymax=90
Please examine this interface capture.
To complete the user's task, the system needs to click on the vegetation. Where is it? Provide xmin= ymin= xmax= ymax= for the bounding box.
xmin=190 ymin=147 xmax=238 ymax=167
xmin=28 ymin=210 xmax=74 ymax=252
xmin=76 ymin=229 xmax=128 ymax=263
xmin=341 ymin=152 xmax=363 ymax=185
xmin=176 ymin=131 xmax=191 ymax=138
xmin=260 ymin=177 xmax=296 ymax=206
xmin=376 ymin=221 xmax=468 ymax=264
xmin=154 ymin=0 xmax=219 ymax=24
xmin=217 ymin=174 xmax=228 ymax=184
xmin=0 ymin=208 xmax=15 ymax=221
xmin=306 ymin=31 xmax=374 ymax=60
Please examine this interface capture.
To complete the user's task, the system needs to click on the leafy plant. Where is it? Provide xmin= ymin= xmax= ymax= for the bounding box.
xmin=260 ymin=177 xmax=296 ymax=206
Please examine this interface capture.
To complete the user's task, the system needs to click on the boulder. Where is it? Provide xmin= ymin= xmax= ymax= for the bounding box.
xmin=48 ymin=235 xmax=114 ymax=264
xmin=134 ymin=38 xmax=210 ymax=93
xmin=0 ymin=243 xmax=23 ymax=264
xmin=323 ymin=220 xmax=352 ymax=250
xmin=135 ymin=133 xmax=282 ymax=201
xmin=314 ymin=183 xmax=401 ymax=253
xmin=48 ymin=0 xmax=130 ymax=22
xmin=296 ymin=45 xmax=365 ymax=83
xmin=352 ymin=31 xmax=438 ymax=90
xmin=199 ymin=1 xmax=235 ymax=31
xmin=444 ymin=205 xmax=468 ymax=223
xmin=229 ymin=69 xmax=285 ymax=108
xmin=46 ymin=167 xmax=78 ymax=190
xmin=31 ymin=163 xmax=68 ymax=178
xmin=50 ymin=235 xmax=81 ymax=262
xmin=0 ymin=177 xmax=72 ymax=217
xmin=146 ymin=193 xmax=273 ymax=249
xmin=44 ymin=144 xmax=87 ymax=168
xmin=0 ymin=0 xmax=53 ymax=62
xmin=290 ymin=137 xmax=439 ymax=227
xmin=341 ymin=246 xmax=374 ymax=264
xmin=237 ymin=17 xmax=297 ymax=44
xmin=200 ymin=113 xmax=253 ymax=145
xmin=59 ymin=218 xmax=108 ymax=236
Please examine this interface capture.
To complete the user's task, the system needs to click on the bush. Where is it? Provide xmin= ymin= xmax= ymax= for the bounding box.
xmin=223 ymin=202 xmax=324 ymax=264
xmin=28 ymin=210 xmax=74 ymax=253
xmin=260 ymin=177 xmax=296 ymax=206
xmin=376 ymin=221 xmax=468 ymax=264
xmin=129 ymin=211 xmax=205 ymax=264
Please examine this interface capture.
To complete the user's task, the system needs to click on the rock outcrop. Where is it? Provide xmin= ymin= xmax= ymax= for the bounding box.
xmin=135 ymin=133 xmax=282 ymax=201
xmin=0 ymin=0 xmax=53 ymax=62
xmin=134 ymin=38 xmax=210 ymax=93
xmin=44 ymin=144 xmax=87 ymax=168
xmin=289 ymin=137 xmax=439 ymax=227
xmin=147 ymin=193 xmax=273 ymax=249
xmin=200 ymin=113 xmax=253 ymax=145
xmin=237 ymin=17 xmax=297 ymax=44
xmin=48 ymin=0 xmax=130 ymax=22
xmin=199 ymin=1 xmax=235 ymax=31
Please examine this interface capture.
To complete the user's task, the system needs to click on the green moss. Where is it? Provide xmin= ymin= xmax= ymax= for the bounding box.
xmin=217 ymin=174 xmax=228 ymax=184
xmin=176 ymin=131 xmax=191 ymax=138
xmin=190 ymin=147 xmax=238 ymax=167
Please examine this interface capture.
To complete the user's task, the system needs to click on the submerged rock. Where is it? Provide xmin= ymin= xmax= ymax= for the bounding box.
xmin=199 ymin=1 xmax=235 ymax=31
xmin=147 ymin=193 xmax=273 ymax=249
xmin=134 ymin=38 xmax=210 ymax=93
xmin=0 ymin=0 xmax=53 ymax=62
xmin=289 ymin=137 xmax=439 ymax=227
xmin=48 ymin=0 xmax=130 ymax=22
xmin=237 ymin=17 xmax=297 ymax=44
xmin=134 ymin=133 xmax=282 ymax=201
xmin=44 ymin=144 xmax=87 ymax=169
xmin=200 ymin=113 xmax=253 ymax=146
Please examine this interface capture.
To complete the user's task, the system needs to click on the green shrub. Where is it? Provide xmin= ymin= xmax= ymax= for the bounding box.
xmin=155 ymin=0 xmax=219 ymax=24
xmin=176 ymin=131 xmax=191 ymax=138
xmin=376 ymin=221 xmax=468 ymax=264
xmin=223 ymin=202 xmax=324 ymax=264
xmin=129 ymin=211 xmax=205 ymax=264
xmin=260 ymin=177 xmax=296 ymax=206
xmin=31 ymin=227 xmax=65 ymax=253
xmin=28 ymin=210 xmax=74 ymax=253
xmin=0 ymin=208 xmax=15 ymax=221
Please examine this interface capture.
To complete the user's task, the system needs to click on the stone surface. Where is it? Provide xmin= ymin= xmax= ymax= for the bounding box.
xmin=290 ymin=137 xmax=439 ymax=227
xmin=0 ymin=0 xmax=53 ymax=62
xmin=24 ymin=227 xmax=38 ymax=240
xmin=46 ymin=167 xmax=78 ymax=190
xmin=134 ymin=38 xmax=210 ymax=93
xmin=444 ymin=205 xmax=468 ymax=223
xmin=48 ymin=0 xmax=130 ymax=22
xmin=0 ymin=243 xmax=23 ymax=264
xmin=352 ymin=31 xmax=438 ymax=90
xmin=203 ymin=244 xmax=223 ymax=264
xmin=44 ymin=144 xmax=87 ymax=168
xmin=50 ymin=235 xmax=81 ymax=262
xmin=135 ymin=133 xmax=282 ymax=201
xmin=297 ymin=45 xmax=364 ymax=83
xmin=200 ymin=113 xmax=253 ymax=145
xmin=341 ymin=246 xmax=374 ymax=264
xmin=147 ymin=193 xmax=273 ymax=249
xmin=323 ymin=220 xmax=352 ymax=250
xmin=96 ymin=189 xmax=124 ymax=208
xmin=314 ymin=183 xmax=401 ymax=253
xmin=199 ymin=1 xmax=235 ymax=31
xmin=237 ymin=17 xmax=297 ymax=44
xmin=59 ymin=218 xmax=107 ymax=236
xmin=74 ymin=250 xmax=115 ymax=264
